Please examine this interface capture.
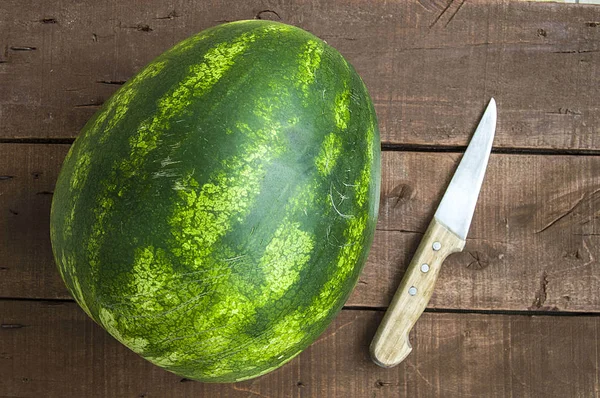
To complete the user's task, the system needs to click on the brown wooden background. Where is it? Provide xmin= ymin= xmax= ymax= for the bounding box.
xmin=1 ymin=0 xmax=599 ymax=396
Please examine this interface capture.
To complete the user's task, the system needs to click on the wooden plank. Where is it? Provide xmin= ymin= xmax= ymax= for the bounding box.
xmin=1 ymin=144 xmax=599 ymax=312
xmin=1 ymin=0 xmax=599 ymax=149
xmin=358 ymin=150 xmax=600 ymax=311
xmin=0 ymin=300 xmax=598 ymax=397
xmin=0 ymin=145 xmax=66 ymax=299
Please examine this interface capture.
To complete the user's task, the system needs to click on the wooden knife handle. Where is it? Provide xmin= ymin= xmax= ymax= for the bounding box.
xmin=370 ymin=218 xmax=465 ymax=368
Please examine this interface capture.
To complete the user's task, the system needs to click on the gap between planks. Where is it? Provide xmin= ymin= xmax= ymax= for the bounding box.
xmin=2 ymin=139 xmax=600 ymax=157
xmin=1 ymin=297 xmax=599 ymax=319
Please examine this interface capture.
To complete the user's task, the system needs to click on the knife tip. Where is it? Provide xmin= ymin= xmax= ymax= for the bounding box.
xmin=486 ymin=98 xmax=497 ymax=121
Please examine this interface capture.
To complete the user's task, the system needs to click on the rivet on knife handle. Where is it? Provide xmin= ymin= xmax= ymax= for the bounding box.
xmin=370 ymin=98 xmax=497 ymax=368
xmin=369 ymin=218 xmax=465 ymax=368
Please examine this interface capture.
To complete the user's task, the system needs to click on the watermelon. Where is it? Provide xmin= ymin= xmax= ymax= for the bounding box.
xmin=50 ymin=20 xmax=380 ymax=382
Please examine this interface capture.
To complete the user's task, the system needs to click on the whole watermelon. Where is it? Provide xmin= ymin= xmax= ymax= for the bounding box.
xmin=50 ymin=20 xmax=380 ymax=382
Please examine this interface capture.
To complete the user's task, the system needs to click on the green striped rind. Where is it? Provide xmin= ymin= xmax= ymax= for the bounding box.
xmin=50 ymin=20 xmax=380 ymax=383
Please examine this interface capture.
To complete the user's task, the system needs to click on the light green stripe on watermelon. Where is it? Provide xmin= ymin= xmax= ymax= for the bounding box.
xmin=58 ymin=252 xmax=93 ymax=318
xmin=128 ymin=246 xmax=177 ymax=312
xmin=70 ymin=152 xmax=92 ymax=190
xmin=87 ymin=29 xmax=265 ymax=273
xmin=95 ymin=28 xmax=313 ymax=359
xmin=191 ymin=121 xmax=357 ymax=378
xmin=133 ymin=71 xmax=337 ymax=376
xmin=231 ymin=86 xmax=377 ymax=379
xmin=60 ymin=60 xmax=167 ymax=234
xmin=168 ymin=29 xmax=217 ymax=56
xmin=334 ymin=84 xmax=351 ymax=130
xmin=169 ymin=117 xmax=285 ymax=266
xmin=311 ymin=116 xmax=377 ymax=315
xmin=99 ymin=307 xmax=149 ymax=354
xmin=163 ymin=35 xmax=257 ymax=112
xmin=227 ymin=177 xmax=362 ymax=377
xmin=99 ymin=61 xmax=167 ymax=143
xmin=171 ymin=43 xmax=366 ymax=379
xmin=125 ymin=30 xmax=262 ymax=171
xmin=193 ymin=184 xmax=320 ymax=378
xmin=103 ymin=90 xmax=297 ymax=370
xmin=295 ymin=39 xmax=324 ymax=97
xmin=103 ymin=245 xmax=227 ymax=315
xmin=315 ymin=132 xmax=343 ymax=176
xmin=355 ymin=122 xmax=376 ymax=208
xmin=55 ymin=149 xmax=93 ymax=309
xmin=60 ymin=151 xmax=92 ymax=240
xmin=144 ymin=275 xmax=258 ymax=368
xmin=244 ymin=156 xmax=373 ymax=366
xmin=256 ymin=221 xmax=314 ymax=304
xmin=156 ymin=100 xmax=289 ymax=331
xmin=212 ymin=314 xmax=306 ymax=380
xmin=55 ymin=61 xmax=171 ymax=304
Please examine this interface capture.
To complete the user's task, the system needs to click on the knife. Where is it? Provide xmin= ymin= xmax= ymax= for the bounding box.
xmin=370 ymin=98 xmax=497 ymax=368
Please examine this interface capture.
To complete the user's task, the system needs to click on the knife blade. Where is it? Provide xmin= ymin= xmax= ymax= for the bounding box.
xmin=370 ymin=98 xmax=497 ymax=368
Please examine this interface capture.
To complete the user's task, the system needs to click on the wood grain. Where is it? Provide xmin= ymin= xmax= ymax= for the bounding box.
xmin=0 ymin=145 xmax=67 ymax=299
xmin=1 ymin=0 xmax=599 ymax=149
xmin=1 ymin=144 xmax=599 ymax=313
xmin=2 ymin=0 xmax=599 ymax=395
xmin=0 ymin=300 xmax=598 ymax=398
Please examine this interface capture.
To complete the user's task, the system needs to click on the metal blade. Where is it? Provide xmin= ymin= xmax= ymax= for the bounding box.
xmin=434 ymin=98 xmax=497 ymax=240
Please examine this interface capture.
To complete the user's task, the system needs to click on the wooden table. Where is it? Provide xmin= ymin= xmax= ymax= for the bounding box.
xmin=1 ymin=0 xmax=599 ymax=396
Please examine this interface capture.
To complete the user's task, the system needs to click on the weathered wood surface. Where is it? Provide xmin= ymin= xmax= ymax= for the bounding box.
xmin=1 ymin=300 xmax=598 ymax=398
xmin=2 ymin=0 xmax=600 ymax=396
xmin=1 ymin=0 xmax=599 ymax=149
xmin=1 ymin=144 xmax=599 ymax=313
xmin=367 ymin=150 xmax=600 ymax=312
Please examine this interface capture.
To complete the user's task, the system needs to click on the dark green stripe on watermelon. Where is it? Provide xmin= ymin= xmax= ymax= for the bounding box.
xmin=50 ymin=20 xmax=380 ymax=383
